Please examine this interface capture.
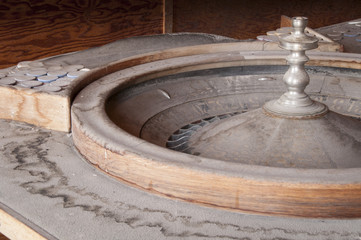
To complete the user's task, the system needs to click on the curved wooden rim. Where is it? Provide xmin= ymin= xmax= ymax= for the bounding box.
xmin=68 ymin=42 xmax=361 ymax=99
xmin=71 ymin=48 xmax=361 ymax=218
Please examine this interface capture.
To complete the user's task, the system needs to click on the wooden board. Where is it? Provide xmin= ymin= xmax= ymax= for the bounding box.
xmin=0 ymin=208 xmax=46 ymax=240
xmin=163 ymin=0 xmax=174 ymax=33
xmin=0 ymin=0 xmax=163 ymax=69
xmin=173 ymin=0 xmax=361 ymax=39
xmin=74 ymin=124 xmax=361 ymax=218
xmin=2 ymin=0 xmax=361 ymax=70
xmin=0 ymin=87 xmax=70 ymax=132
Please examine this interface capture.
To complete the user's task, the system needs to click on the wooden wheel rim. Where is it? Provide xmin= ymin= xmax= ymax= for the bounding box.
xmin=71 ymin=47 xmax=361 ymax=218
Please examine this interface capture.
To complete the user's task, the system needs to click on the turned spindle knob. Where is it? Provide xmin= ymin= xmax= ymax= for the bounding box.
xmin=264 ymin=17 xmax=328 ymax=118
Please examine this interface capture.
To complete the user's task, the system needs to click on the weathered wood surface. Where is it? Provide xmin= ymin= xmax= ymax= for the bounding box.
xmin=0 ymin=208 xmax=46 ymax=240
xmin=2 ymin=0 xmax=361 ymax=69
xmin=0 ymin=1 xmax=360 ymax=239
xmin=71 ymin=50 xmax=361 ymax=218
xmin=73 ymin=104 xmax=361 ymax=218
xmin=0 ymin=87 xmax=70 ymax=132
xmin=2 ymin=118 xmax=361 ymax=240
xmin=0 ymin=40 xmax=356 ymax=132
xmin=0 ymin=0 xmax=163 ymax=69
xmin=0 ymin=35 xmax=239 ymax=132
xmin=73 ymin=103 xmax=361 ymax=218
xmin=173 ymin=0 xmax=361 ymax=39
xmin=163 ymin=0 xmax=173 ymax=33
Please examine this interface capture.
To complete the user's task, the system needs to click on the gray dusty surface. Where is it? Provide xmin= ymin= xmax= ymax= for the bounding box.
xmin=46 ymin=33 xmax=239 ymax=69
xmin=1 ymin=119 xmax=361 ymax=240
xmin=317 ymin=18 xmax=361 ymax=54
xmin=1 ymin=33 xmax=361 ymax=239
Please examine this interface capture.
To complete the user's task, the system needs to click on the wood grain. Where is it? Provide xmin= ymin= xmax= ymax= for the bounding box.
xmin=72 ymin=118 xmax=361 ymax=218
xmin=173 ymin=0 xmax=361 ymax=39
xmin=0 ymin=208 xmax=45 ymax=240
xmin=71 ymin=49 xmax=361 ymax=218
xmin=1 ymin=0 xmax=360 ymax=69
xmin=0 ymin=0 xmax=163 ymax=68
xmin=163 ymin=0 xmax=173 ymax=33
xmin=0 ymin=87 xmax=70 ymax=131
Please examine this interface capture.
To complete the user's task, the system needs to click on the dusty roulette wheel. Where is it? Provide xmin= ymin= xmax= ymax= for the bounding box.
xmin=0 ymin=17 xmax=361 ymax=239
xmin=72 ymin=17 xmax=361 ymax=218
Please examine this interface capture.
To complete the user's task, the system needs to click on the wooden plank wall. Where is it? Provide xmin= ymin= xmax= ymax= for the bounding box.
xmin=0 ymin=0 xmax=164 ymax=69
xmin=172 ymin=0 xmax=361 ymax=39
xmin=2 ymin=0 xmax=361 ymax=69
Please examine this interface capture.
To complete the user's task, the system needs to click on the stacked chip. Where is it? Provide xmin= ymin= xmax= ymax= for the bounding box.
xmin=0 ymin=60 xmax=90 ymax=92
